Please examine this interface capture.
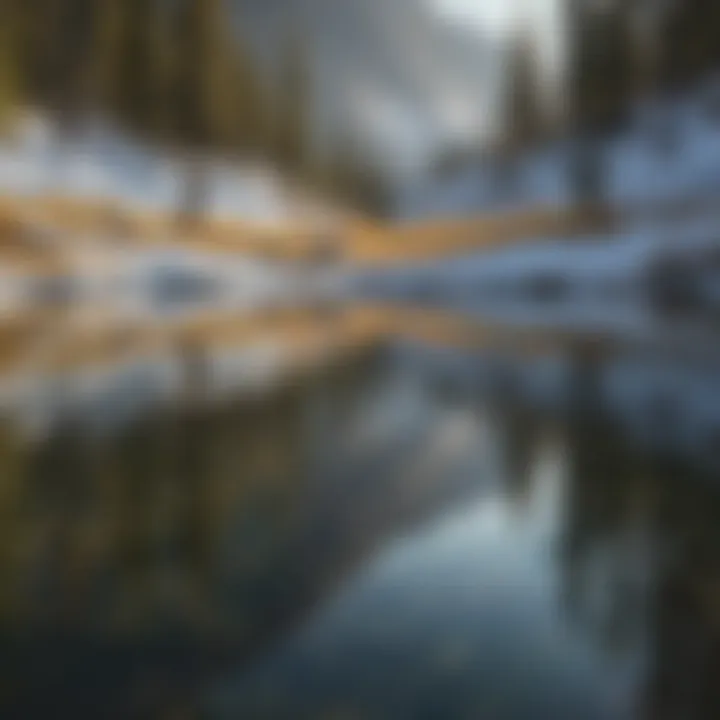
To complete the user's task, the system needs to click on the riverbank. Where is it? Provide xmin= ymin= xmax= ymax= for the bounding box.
xmin=0 ymin=191 xmax=612 ymax=274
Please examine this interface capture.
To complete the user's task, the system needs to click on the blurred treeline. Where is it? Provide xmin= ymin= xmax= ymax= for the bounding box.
xmin=450 ymin=0 xmax=720 ymax=206
xmin=0 ymin=0 xmax=390 ymax=218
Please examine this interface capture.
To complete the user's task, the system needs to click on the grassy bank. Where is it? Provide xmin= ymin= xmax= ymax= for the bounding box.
xmin=6 ymin=191 xmax=710 ymax=273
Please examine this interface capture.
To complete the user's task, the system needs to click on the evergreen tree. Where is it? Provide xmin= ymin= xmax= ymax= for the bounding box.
xmin=226 ymin=37 xmax=271 ymax=160
xmin=0 ymin=0 xmax=313 ymax=221
xmin=569 ymin=0 xmax=634 ymax=138
xmin=170 ymin=0 xmax=242 ymax=220
xmin=567 ymin=0 xmax=634 ymax=205
xmin=0 ymin=2 xmax=21 ymax=128
xmin=112 ymin=0 xmax=171 ymax=141
xmin=173 ymin=0 xmax=233 ymax=151
xmin=657 ymin=0 xmax=720 ymax=97
xmin=27 ymin=0 xmax=99 ymax=127
xmin=503 ymin=35 xmax=544 ymax=157
xmin=629 ymin=1 xmax=666 ymax=103
xmin=496 ymin=33 xmax=544 ymax=196
xmin=85 ymin=0 xmax=130 ymax=118
xmin=274 ymin=37 xmax=312 ymax=182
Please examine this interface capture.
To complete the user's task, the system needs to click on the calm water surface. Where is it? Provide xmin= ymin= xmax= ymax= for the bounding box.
xmin=2 ymin=316 xmax=720 ymax=719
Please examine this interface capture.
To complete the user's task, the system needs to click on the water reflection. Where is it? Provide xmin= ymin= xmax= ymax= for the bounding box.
xmin=559 ymin=341 xmax=720 ymax=720
xmin=2 ymin=326 xmax=720 ymax=718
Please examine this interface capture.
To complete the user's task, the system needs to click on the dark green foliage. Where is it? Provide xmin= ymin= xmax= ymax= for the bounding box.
xmin=172 ymin=0 xmax=233 ymax=153
xmin=657 ymin=0 xmax=720 ymax=96
xmin=568 ymin=0 xmax=634 ymax=138
xmin=226 ymin=41 xmax=271 ymax=159
xmin=566 ymin=0 xmax=635 ymax=205
xmin=0 ymin=2 xmax=21 ymax=125
xmin=170 ymin=0 xmax=272 ymax=220
xmin=23 ymin=0 xmax=99 ymax=124
xmin=112 ymin=0 xmax=170 ymax=140
xmin=492 ymin=33 xmax=545 ymax=197
xmin=274 ymin=37 xmax=312 ymax=180
xmin=502 ymin=35 xmax=544 ymax=157
xmin=0 ymin=0 xmax=384 ymax=217
xmin=3 ymin=0 xmax=272 ymax=153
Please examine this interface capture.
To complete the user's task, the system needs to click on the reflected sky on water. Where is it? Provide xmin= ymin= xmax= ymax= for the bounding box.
xmin=1 ymin=315 xmax=720 ymax=719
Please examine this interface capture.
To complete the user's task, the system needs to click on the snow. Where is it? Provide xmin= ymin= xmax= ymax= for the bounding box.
xmin=5 ymin=84 xmax=720 ymax=332
xmin=399 ymin=81 xmax=720 ymax=220
xmin=0 ymin=114 xmax=354 ymax=319
xmin=0 ymin=114 xmax=327 ymax=224
xmin=0 ymin=244 xmax=349 ymax=325
xmin=364 ymin=82 xmax=720 ymax=330
xmin=353 ymin=211 xmax=720 ymax=346
xmin=355 ymin=229 xmax=651 ymax=294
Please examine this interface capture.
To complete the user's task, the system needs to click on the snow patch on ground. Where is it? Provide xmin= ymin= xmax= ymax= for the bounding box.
xmin=400 ymin=83 xmax=720 ymax=220
xmin=0 ymin=115 xmax=328 ymax=224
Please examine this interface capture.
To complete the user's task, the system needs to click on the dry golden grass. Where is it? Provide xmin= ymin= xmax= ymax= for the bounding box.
xmin=0 ymin=305 xmax=392 ymax=381
xmin=0 ymin=192 xmax=618 ymax=276
xmin=7 ymin=186 xmax=719 ymax=274
xmin=0 ymin=301 xmax=603 ymax=387
xmin=0 ymin=199 xmax=74 ymax=273
xmin=347 ymin=203 xmax=614 ymax=265
xmin=0 ymin=194 xmax=361 ymax=269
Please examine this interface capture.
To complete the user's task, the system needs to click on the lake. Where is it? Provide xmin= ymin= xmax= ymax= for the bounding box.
xmin=2 ymin=308 xmax=720 ymax=719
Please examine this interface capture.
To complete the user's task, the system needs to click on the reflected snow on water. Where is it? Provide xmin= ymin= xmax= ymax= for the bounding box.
xmin=1 ymin=307 xmax=720 ymax=719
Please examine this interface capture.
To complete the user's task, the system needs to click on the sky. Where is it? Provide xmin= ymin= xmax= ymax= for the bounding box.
xmin=429 ymin=0 xmax=564 ymax=78
xmin=407 ymin=0 xmax=564 ymax=174
xmin=429 ymin=0 xmax=520 ymax=34
xmin=429 ymin=0 xmax=563 ymax=39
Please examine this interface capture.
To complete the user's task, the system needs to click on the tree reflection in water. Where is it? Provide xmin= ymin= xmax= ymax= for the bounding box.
xmin=0 ymin=347 xmax=392 ymax=717
xmin=2 ymin=333 xmax=720 ymax=719
xmin=558 ymin=340 xmax=720 ymax=720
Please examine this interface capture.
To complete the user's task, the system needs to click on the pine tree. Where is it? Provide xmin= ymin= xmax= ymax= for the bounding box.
xmin=225 ymin=36 xmax=271 ymax=160
xmin=112 ymin=0 xmax=172 ymax=142
xmin=657 ymin=0 xmax=720 ymax=97
xmin=3 ymin=0 xmax=55 ymax=112
xmin=503 ymin=35 xmax=544 ymax=157
xmin=173 ymin=0 xmax=232 ymax=150
xmin=0 ymin=0 xmax=307 ymax=221
xmin=567 ymin=0 xmax=634 ymax=205
xmin=274 ymin=36 xmax=312 ymax=182
xmin=0 ymin=2 xmax=21 ymax=129
xmin=27 ymin=0 xmax=100 ymax=127
xmin=170 ymin=0 xmax=242 ymax=221
xmin=497 ymin=33 xmax=544 ymax=196
xmin=84 ymin=0 xmax=129 ymax=118
xmin=569 ymin=0 xmax=633 ymax=138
